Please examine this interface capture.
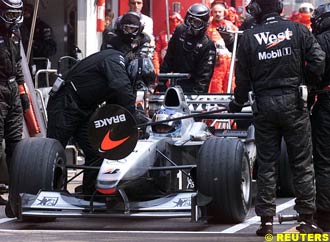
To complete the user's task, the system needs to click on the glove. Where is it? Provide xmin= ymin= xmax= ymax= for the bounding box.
xmin=228 ymin=100 xmax=243 ymax=113
xmin=135 ymin=109 xmax=150 ymax=140
xmin=135 ymin=109 xmax=150 ymax=125
xmin=20 ymin=93 xmax=30 ymax=113
xmin=217 ymin=26 xmax=234 ymax=47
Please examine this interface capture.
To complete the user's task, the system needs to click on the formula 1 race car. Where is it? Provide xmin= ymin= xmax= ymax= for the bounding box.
xmin=8 ymin=73 xmax=257 ymax=223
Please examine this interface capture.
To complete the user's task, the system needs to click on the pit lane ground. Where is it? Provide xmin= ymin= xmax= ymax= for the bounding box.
xmin=0 ymin=171 xmax=304 ymax=242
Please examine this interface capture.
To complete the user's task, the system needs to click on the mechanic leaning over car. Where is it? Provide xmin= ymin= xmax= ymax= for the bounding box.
xmin=156 ymin=3 xmax=216 ymax=93
xmin=309 ymin=3 xmax=330 ymax=232
xmin=228 ymin=0 xmax=326 ymax=236
xmin=46 ymin=11 xmax=155 ymax=199
xmin=0 ymin=0 xmax=29 ymax=207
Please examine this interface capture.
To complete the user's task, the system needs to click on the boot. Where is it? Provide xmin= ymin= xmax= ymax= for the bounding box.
xmin=256 ymin=216 xmax=273 ymax=236
xmin=315 ymin=211 xmax=330 ymax=232
xmin=296 ymin=214 xmax=323 ymax=233
xmin=5 ymin=203 xmax=15 ymax=218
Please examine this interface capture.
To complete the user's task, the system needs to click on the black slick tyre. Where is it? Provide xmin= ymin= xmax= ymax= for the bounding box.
xmin=277 ymin=139 xmax=295 ymax=197
xmin=197 ymin=137 xmax=252 ymax=223
xmin=8 ymin=137 xmax=67 ymax=221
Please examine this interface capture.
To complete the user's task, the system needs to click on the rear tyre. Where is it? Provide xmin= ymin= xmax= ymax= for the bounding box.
xmin=197 ymin=137 xmax=252 ymax=223
xmin=277 ymin=139 xmax=295 ymax=197
xmin=8 ymin=137 xmax=67 ymax=221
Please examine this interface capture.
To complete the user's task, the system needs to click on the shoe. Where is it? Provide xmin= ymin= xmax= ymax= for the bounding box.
xmin=317 ymin=221 xmax=330 ymax=232
xmin=256 ymin=216 xmax=273 ymax=236
xmin=5 ymin=203 xmax=15 ymax=218
xmin=296 ymin=221 xmax=323 ymax=233
xmin=315 ymin=211 xmax=330 ymax=232
xmin=0 ymin=195 xmax=7 ymax=205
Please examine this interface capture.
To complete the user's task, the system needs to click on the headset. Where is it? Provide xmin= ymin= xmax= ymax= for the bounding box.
xmin=246 ymin=0 xmax=283 ymax=18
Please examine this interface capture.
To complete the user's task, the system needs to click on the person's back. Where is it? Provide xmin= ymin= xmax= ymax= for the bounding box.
xmin=238 ymin=19 xmax=322 ymax=98
xmin=159 ymin=3 xmax=216 ymax=93
xmin=229 ymin=0 xmax=325 ymax=236
xmin=62 ymin=48 xmax=135 ymax=111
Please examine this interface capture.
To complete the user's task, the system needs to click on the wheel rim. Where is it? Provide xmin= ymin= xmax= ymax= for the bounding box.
xmin=241 ymin=156 xmax=251 ymax=203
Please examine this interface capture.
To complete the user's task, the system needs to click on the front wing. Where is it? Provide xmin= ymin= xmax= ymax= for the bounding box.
xmin=19 ymin=190 xmax=196 ymax=219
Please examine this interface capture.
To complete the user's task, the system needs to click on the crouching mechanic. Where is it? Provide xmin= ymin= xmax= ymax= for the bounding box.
xmin=228 ymin=0 xmax=325 ymax=235
xmin=46 ymin=11 xmax=155 ymax=199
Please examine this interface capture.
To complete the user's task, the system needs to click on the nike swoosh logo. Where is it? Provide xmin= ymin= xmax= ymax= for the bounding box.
xmin=99 ymin=130 xmax=130 ymax=152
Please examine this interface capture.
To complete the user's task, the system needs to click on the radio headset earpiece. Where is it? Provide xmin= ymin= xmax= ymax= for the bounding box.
xmin=246 ymin=0 xmax=283 ymax=17
xmin=277 ymin=0 xmax=284 ymax=14
xmin=246 ymin=0 xmax=262 ymax=17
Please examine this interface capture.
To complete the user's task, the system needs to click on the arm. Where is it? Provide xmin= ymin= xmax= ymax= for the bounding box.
xmin=233 ymin=34 xmax=251 ymax=105
xmin=194 ymin=39 xmax=216 ymax=93
xmin=302 ymin=26 xmax=325 ymax=86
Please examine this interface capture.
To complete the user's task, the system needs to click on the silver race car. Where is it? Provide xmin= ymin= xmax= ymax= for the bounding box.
xmin=8 ymin=74 xmax=257 ymax=223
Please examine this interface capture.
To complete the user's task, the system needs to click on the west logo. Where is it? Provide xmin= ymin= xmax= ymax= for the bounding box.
xmin=94 ymin=114 xmax=127 ymax=128
xmin=254 ymin=28 xmax=293 ymax=48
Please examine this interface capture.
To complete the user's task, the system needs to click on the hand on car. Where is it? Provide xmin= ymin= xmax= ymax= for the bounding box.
xmin=228 ymin=100 xmax=243 ymax=113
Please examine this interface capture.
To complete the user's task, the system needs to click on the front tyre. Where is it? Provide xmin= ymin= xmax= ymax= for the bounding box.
xmin=8 ymin=137 xmax=67 ymax=221
xmin=197 ymin=137 xmax=252 ymax=223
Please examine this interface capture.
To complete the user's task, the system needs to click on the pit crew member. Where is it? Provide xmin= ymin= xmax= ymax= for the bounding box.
xmin=0 ymin=0 xmax=29 ymax=213
xmin=158 ymin=3 xmax=216 ymax=93
xmin=310 ymin=3 xmax=330 ymax=232
xmin=228 ymin=0 xmax=325 ymax=235
xmin=46 ymin=11 xmax=155 ymax=199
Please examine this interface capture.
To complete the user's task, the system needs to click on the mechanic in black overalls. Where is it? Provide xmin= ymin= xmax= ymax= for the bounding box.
xmin=157 ymin=3 xmax=216 ymax=93
xmin=228 ymin=0 xmax=325 ymax=235
xmin=0 ymin=0 xmax=29 ymax=208
xmin=46 ymin=11 xmax=155 ymax=199
xmin=310 ymin=3 xmax=330 ymax=232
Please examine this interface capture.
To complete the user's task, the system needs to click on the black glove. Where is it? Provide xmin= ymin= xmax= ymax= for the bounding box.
xmin=228 ymin=100 xmax=243 ymax=113
xmin=217 ymin=26 xmax=234 ymax=50
xmin=20 ymin=93 xmax=30 ymax=113
xmin=135 ymin=109 xmax=150 ymax=139
xmin=135 ymin=109 xmax=150 ymax=125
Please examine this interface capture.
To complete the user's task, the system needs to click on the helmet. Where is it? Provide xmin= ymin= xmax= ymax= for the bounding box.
xmin=151 ymin=108 xmax=183 ymax=137
xmin=311 ymin=3 xmax=330 ymax=34
xmin=0 ymin=0 xmax=23 ymax=27
xmin=299 ymin=2 xmax=314 ymax=14
xmin=117 ymin=11 xmax=144 ymax=43
xmin=184 ymin=3 xmax=210 ymax=36
xmin=126 ymin=57 xmax=155 ymax=89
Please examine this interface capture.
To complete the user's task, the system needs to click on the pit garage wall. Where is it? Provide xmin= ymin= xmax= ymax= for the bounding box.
xmin=77 ymin=0 xmax=102 ymax=57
